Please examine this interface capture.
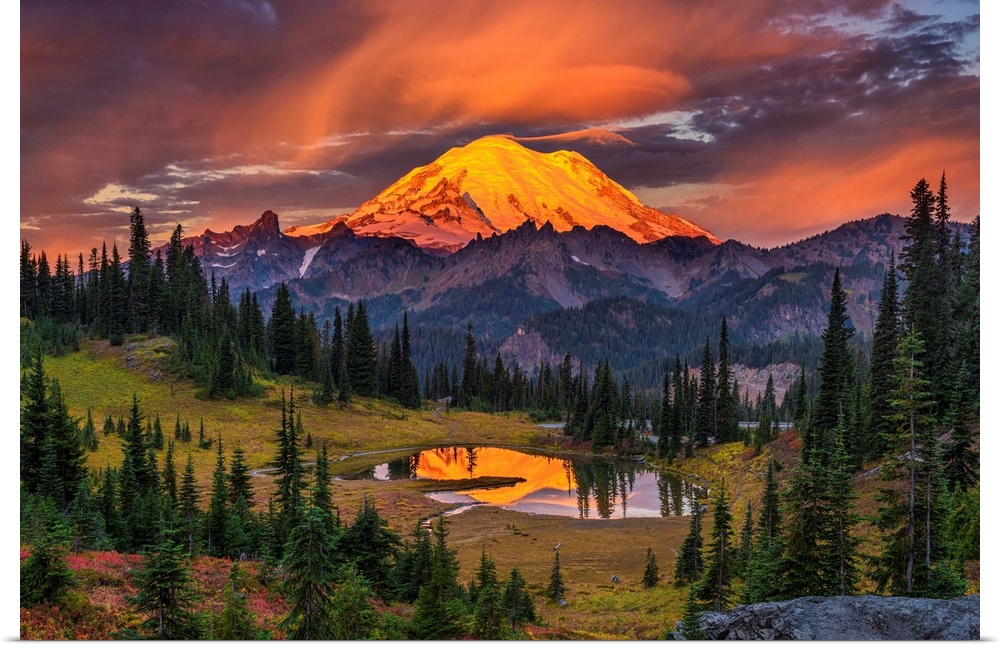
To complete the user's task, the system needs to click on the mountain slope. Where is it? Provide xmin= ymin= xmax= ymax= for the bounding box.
xmin=300 ymin=135 xmax=719 ymax=252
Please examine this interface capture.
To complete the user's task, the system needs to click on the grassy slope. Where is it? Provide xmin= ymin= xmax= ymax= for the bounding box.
xmin=33 ymin=337 xmax=978 ymax=639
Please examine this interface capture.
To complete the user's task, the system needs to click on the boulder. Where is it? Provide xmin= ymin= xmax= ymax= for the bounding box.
xmin=672 ymin=595 xmax=979 ymax=640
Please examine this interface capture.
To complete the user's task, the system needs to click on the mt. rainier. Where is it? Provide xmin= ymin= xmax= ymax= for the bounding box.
xmin=285 ymin=135 xmax=719 ymax=253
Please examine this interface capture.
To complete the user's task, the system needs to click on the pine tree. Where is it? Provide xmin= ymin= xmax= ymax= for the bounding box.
xmin=744 ymin=461 xmax=785 ymax=604
xmin=501 ymin=567 xmax=536 ymax=629
xmin=900 ymin=178 xmax=951 ymax=416
xmin=942 ymin=360 xmax=978 ymax=491
xmin=280 ymin=506 xmax=338 ymax=640
xmin=344 ymin=301 xmax=378 ymax=397
xmin=126 ymin=206 xmax=152 ymax=333
xmin=642 ymin=547 xmax=660 ymax=588
xmin=697 ymin=481 xmax=735 ymax=611
xmin=828 ymin=418 xmax=860 ymax=595
xmin=20 ymin=531 xmax=74 ymax=608
xmin=472 ymin=551 xmax=506 ymax=639
xmin=715 ymin=318 xmax=739 ymax=442
xmin=411 ymin=515 xmax=468 ymax=640
xmin=547 ymin=550 xmax=565 ymax=601
xmin=675 ymin=497 xmax=704 ymax=585
xmin=216 ymin=562 xmax=256 ymax=640
xmin=869 ymin=254 xmax=902 ymax=461
xmin=869 ymin=329 xmax=965 ymax=598
xmin=205 ymin=436 xmax=229 ymax=557
xmin=694 ymin=338 xmax=716 ymax=446
xmin=178 ymin=453 xmax=200 ymax=555
xmin=330 ymin=563 xmax=379 ymax=640
xmin=813 ymin=268 xmax=853 ymax=452
xmin=679 ymin=586 xmax=707 ymax=640
xmin=270 ymin=283 xmax=297 ymax=375
xmin=340 ymin=494 xmax=401 ymax=597
xmin=460 ymin=323 xmax=479 ymax=408
xmin=130 ymin=535 xmax=202 ymax=639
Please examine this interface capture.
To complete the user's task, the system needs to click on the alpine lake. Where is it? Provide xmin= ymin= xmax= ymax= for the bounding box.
xmin=335 ymin=445 xmax=706 ymax=520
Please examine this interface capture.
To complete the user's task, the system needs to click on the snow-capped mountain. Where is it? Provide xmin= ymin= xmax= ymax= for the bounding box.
xmin=287 ymin=135 xmax=719 ymax=253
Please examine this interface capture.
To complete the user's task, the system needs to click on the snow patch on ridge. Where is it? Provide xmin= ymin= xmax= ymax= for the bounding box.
xmin=299 ymin=245 xmax=321 ymax=278
xmin=257 ymin=249 xmax=266 ymax=256
xmin=212 ymin=262 xmax=237 ymax=269
xmin=571 ymin=255 xmax=588 ymax=266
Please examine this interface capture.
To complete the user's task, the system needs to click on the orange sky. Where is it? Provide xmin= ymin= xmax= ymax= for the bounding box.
xmin=20 ymin=1 xmax=980 ymax=255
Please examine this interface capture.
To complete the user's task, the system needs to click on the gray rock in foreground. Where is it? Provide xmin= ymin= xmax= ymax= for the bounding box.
xmin=672 ymin=595 xmax=979 ymax=640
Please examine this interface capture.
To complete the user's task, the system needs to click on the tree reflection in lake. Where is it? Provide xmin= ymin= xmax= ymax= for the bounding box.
xmin=340 ymin=446 xmax=706 ymax=520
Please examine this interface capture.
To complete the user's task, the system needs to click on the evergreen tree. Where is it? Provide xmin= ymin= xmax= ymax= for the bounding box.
xmin=178 ymin=453 xmax=200 ymax=555
xmin=675 ymin=498 xmax=704 ymax=585
xmin=942 ymin=360 xmax=978 ymax=491
xmin=205 ymin=436 xmax=229 ymax=556
xmin=460 ymin=323 xmax=479 ymax=408
xmin=547 ymin=550 xmax=565 ymax=601
xmin=130 ymin=535 xmax=202 ymax=639
xmin=715 ymin=318 xmax=739 ymax=442
xmin=679 ymin=587 xmax=707 ymax=640
xmin=642 ymin=547 xmax=660 ymax=588
xmin=697 ymin=481 xmax=735 ymax=611
xmin=870 ymin=329 xmax=965 ymax=598
xmin=20 ymin=531 xmax=74 ymax=608
xmin=126 ymin=206 xmax=152 ymax=332
xmin=828 ymin=418 xmax=860 ymax=595
xmin=280 ymin=506 xmax=338 ymax=640
xmin=340 ymin=494 xmax=401 ymax=597
xmin=900 ymin=178 xmax=951 ymax=416
xmin=694 ymin=338 xmax=716 ymax=446
xmin=344 ymin=301 xmax=378 ymax=397
xmin=270 ymin=283 xmax=297 ymax=375
xmin=411 ymin=516 xmax=468 ymax=640
xmin=501 ymin=567 xmax=536 ymax=629
xmin=813 ymin=268 xmax=853 ymax=452
xmin=869 ymin=254 xmax=902 ymax=461
xmin=472 ymin=551 xmax=506 ymax=639
xmin=216 ymin=562 xmax=256 ymax=640
xmin=330 ymin=563 xmax=379 ymax=640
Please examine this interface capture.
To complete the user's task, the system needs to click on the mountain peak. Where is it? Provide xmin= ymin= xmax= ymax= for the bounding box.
xmin=333 ymin=135 xmax=719 ymax=252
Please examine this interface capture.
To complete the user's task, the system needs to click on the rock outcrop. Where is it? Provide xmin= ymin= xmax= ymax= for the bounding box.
xmin=671 ymin=595 xmax=979 ymax=640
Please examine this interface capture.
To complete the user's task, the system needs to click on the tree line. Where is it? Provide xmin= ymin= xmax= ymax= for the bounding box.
xmin=673 ymin=173 xmax=979 ymax=635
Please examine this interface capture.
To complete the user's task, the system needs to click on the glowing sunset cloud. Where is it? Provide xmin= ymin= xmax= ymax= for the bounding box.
xmin=21 ymin=1 xmax=979 ymax=253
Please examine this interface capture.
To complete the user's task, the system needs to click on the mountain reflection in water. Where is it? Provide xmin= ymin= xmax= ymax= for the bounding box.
xmin=342 ymin=446 xmax=705 ymax=519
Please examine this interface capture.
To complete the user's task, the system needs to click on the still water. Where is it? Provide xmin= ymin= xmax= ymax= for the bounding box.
xmin=339 ymin=446 xmax=705 ymax=520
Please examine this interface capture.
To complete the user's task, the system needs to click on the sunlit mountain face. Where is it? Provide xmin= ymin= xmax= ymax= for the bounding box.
xmin=349 ymin=446 xmax=706 ymax=520
xmin=286 ymin=136 xmax=719 ymax=253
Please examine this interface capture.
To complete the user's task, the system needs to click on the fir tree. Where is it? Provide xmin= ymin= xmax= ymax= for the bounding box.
xmin=270 ymin=283 xmax=297 ymax=375
xmin=330 ymin=563 xmax=379 ymax=640
xmin=813 ymin=268 xmax=853 ymax=452
xmin=20 ymin=531 xmax=74 ymax=608
xmin=130 ymin=535 xmax=202 ymax=639
xmin=675 ymin=498 xmax=704 ymax=585
xmin=216 ymin=562 xmax=256 ymax=640
xmin=547 ymin=550 xmax=565 ymax=601
xmin=344 ymin=301 xmax=378 ymax=397
xmin=870 ymin=329 xmax=965 ymax=598
xmin=694 ymin=338 xmax=716 ymax=447
xmin=642 ymin=547 xmax=660 ymax=588
xmin=869 ymin=254 xmax=902 ymax=460
xmin=501 ymin=567 xmax=536 ymax=629
xmin=280 ymin=506 xmax=338 ymax=640
xmin=178 ymin=453 xmax=200 ymax=555
xmin=697 ymin=481 xmax=735 ymax=611
xmin=715 ymin=318 xmax=739 ymax=442
xmin=411 ymin=515 xmax=468 ymax=640
xmin=205 ymin=436 xmax=229 ymax=557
